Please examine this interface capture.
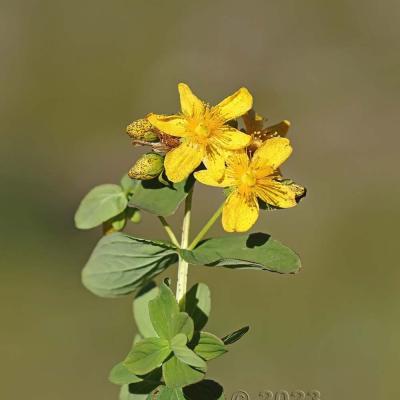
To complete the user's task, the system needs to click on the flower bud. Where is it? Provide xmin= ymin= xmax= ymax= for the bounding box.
xmin=126 ymin=119 xmax=159 ymax=142
xmin=126 ymin=207 xmax=142 ymax=224
xmin=128 ymin=153 xmax=164 ymax=180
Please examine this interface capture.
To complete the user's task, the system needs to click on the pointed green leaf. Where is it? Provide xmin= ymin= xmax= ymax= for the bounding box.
xmin=193 ymin=332 xmax=227 ymax=361
xmin=82 ymin=233 xmax=178 ymax=298
xmin=149 ymin=282 xmax=179 ymax=339
xmin=162 ymin=356 xmax=205 ymax=388
xmin=133 ymin=282 xmax=159 ymax=338
xmin=221 ymin=326 xmax=250 ymax=345
xmin=170 ymin=333 xmax=187 ymax=347
xmin=171 ymin=343 xmax=207 ymax=370
xmin=183 ymin=380 xmax=225 ymax=400
xmin=181 ymin=233 xmax=301 ymax=274
xmin=109 ymin=362 xmax=143 ymax=385
xmin=181 ymin=283 xmax=211 ymax=331
xmin=172 ymin=312 xmax=194 ymax=341
xmin=148 ymin=283 xmax=194 ymax=341
xmin=124 ymin=338 xmax=171 ymax=375
xmin=128 ymin=176 xmax=195 ymax=217
xmin=171 ymin=334 xmax=206 ymax=369
xmin=75 ymin=184 xmax=128 ymax=229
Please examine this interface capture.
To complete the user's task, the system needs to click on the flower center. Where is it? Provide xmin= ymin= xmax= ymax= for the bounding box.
xmin=194 ymin=123 xmax=210 ymax=138
xmin=240 ymin=170 xmax=257 ymax=187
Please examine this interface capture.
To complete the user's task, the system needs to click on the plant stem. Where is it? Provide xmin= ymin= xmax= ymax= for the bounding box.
xmin=176 ymin=189 xmax=193 ymax=302
xmin=158 ymin=216 xmax=180 ymax=248
xmin=188 ymin=203 xmax=224 ymax=250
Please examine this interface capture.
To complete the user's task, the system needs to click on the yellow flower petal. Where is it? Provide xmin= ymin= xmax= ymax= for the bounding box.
xmin=147 ymin=114 xmax=188 ymax=137
xmin=226 ymin=150 xmax=250 ymax=170
xmin=178 ymin=83 xmax=205 ymax=118
xmin=164 ymin=140 xmax=205 ymax=182
xmin=251 ymin=137 xmax=292 ymax=170
xmin=222 ymin=190 xmax=259 ymax=232
xmin=194 ymin=169 xmax=234 ymax=187
xmin=203 ymin=146 xmax=228 ymax=181
xmin=214 ymin=87 xmax=253 ymax=122
xmin=213 ymin=127 xmax=251 ymax=150
xmin=255 ymin=178 xmax=297 ymax=208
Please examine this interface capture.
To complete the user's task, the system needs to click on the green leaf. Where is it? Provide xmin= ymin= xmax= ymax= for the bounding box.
xmin=128 ymin=176 xmax=194 ymax=217
xmin=82 ymin=233 xmax=178 ymax=298
xmin=133 ymin=334 xmax=143 ymax=344
xmin=181 ymin=283 xmax=211 ymax=331
xmin=119 ymin=385 xmax=151 ymax=400
xmin=181 ymin=233 xmax=301 ymax=274
xmin=221 ymin=326 xmax=250 ymax=345
xmin=193 ymin=332 xmax=227 ymax=361
xmin=109 ymin=362 xmax=143 ymax=385
xmin=183 ymin=380 xmax=225 ymax=400
xmin=124 ymin=338 xmax=171 ymax=375
xmin=170 ymin=333 xmax=187 ymax=347
xmin=171 ymin=341 xmax=207 ymax=370
xmin=148 ymin=282 xmax=179 ymax=339
xmin=157 ymin=386 xmax=186 ymax=400
xmin=133 ymin=282 xmax=159 ymax=338
xmin=121 ymin=174 xmax=139 ymax=195
xmin=75 ymin=184 xmax=128 ymax=229
xmin=148 ymin=283 xmax=194 ymax=341
xmin=162 ymin=356 xmax=205 ymax=389
xmin=172 ymin=312 xmax=194 ymax=342
xmin=171 ymin=334 xmax=207 ymax=370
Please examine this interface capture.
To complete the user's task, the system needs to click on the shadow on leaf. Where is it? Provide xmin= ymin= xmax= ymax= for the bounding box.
xmin=246 ymin=232 xmax=271 ymax=248
xmin=183 ymin=379 xmax=224 ymax=400
xmin=128 ymin=368 xmax=162 ymax=394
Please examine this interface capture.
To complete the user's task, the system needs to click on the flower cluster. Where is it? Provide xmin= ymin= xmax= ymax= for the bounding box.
xmin=127 ymin=83 xmax=305 ymax=232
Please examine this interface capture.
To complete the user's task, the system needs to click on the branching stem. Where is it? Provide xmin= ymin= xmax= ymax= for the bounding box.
xmin=188 ymin=203 xmax=224 ymax=250
xmin=158 ymin=216 xmax=180 ymax=248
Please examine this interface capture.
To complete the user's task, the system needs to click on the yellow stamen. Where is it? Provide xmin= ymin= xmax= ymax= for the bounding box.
xmin=240 ymin=170 xmax=257 ymax=187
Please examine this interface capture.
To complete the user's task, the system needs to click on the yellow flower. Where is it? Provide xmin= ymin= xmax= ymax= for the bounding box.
xmin=242 ymin=109 xmax=291 ymax=153
xmin=147 ymin=83 xmax=253 ymax=183
xmin=194 ymin=137 xmax=302 ymax=232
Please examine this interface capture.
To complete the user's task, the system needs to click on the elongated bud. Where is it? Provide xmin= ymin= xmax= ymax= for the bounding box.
xmin=128 ymin=153 xmax=164 ymax=180
xmin=126 ymin=119 xmax=159 ymax=142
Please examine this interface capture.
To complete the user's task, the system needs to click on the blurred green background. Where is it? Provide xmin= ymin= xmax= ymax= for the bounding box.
xmin=1 ymin=0 xmax=399 ymax=398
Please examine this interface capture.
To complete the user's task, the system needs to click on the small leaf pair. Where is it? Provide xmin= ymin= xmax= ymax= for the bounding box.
xmin=81 ymin=231 xmax=301 ymax=298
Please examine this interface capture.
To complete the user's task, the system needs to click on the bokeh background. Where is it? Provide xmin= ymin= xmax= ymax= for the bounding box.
xmin=2 ymin=0 xmax=399 ymax=398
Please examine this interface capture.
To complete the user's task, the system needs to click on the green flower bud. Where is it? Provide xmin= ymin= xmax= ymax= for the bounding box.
xmin=126 ymin=119 xmax=159 ymax=142
xmin=128 ymin=153 xmax=164 ymax=180
xmin=126 ymin=207 xmax=142 ymax=224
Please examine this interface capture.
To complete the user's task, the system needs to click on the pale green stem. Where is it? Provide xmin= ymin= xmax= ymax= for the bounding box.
xmin=158 ymin=216 xmax=180 ymax=248
xmin=188 ymin=203 xmax=224 ymax=251
xmin=176 ymin=189 xmax=193 ymax=302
